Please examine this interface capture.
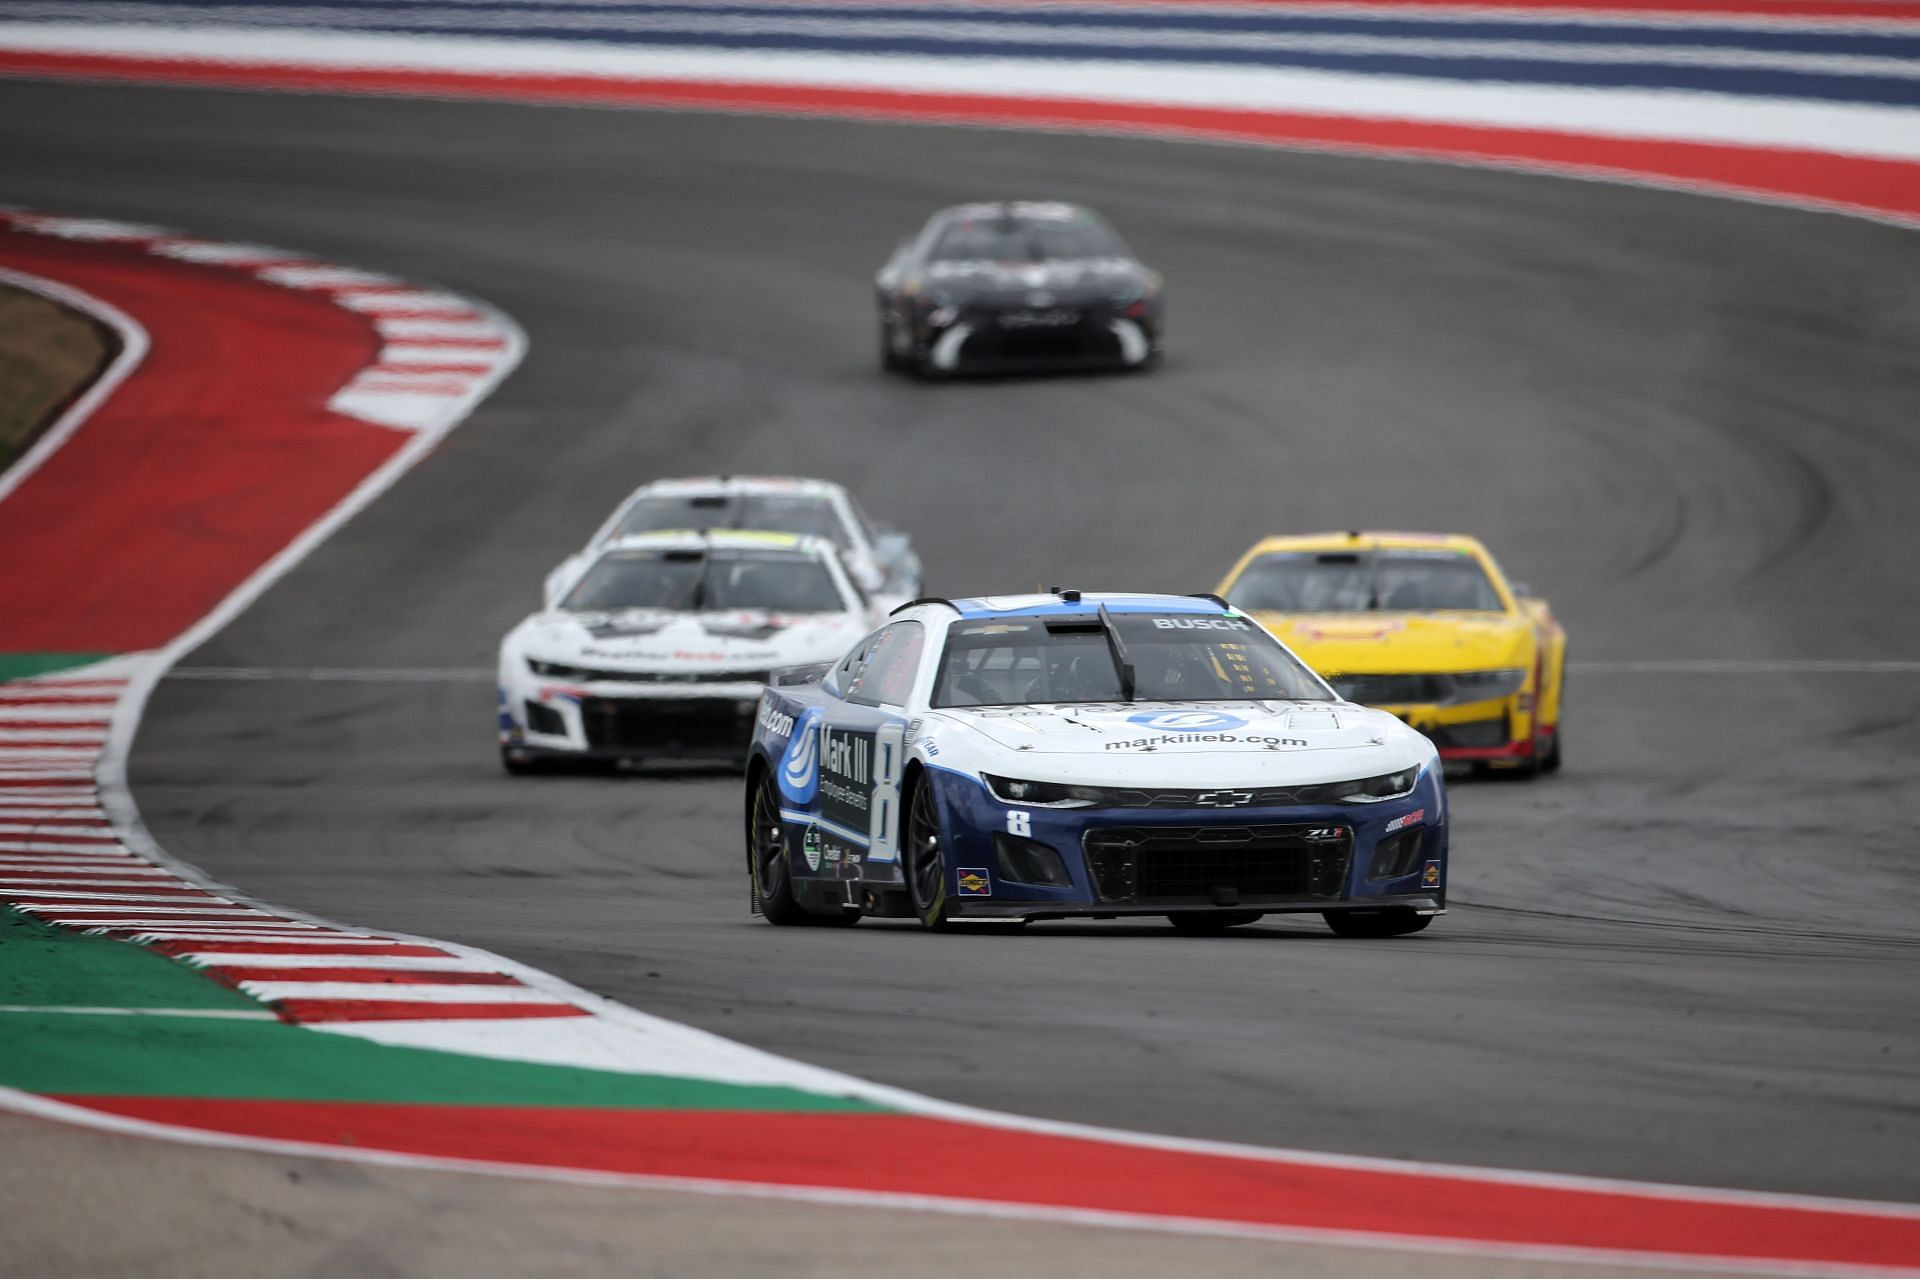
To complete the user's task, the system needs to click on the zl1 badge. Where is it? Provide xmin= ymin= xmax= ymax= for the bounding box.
xmin=957 ymin=868 xmax=991 ymax=896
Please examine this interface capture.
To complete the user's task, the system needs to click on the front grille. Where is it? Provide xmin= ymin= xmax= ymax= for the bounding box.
xmin=1430 ymin=717 xmax=1509 ymax=750
xmin=1331 ymin=673 xmax=1451 ymax=705
xmin=968 ymin=315 xmax=1119 ymax=363
xmin=1082 ymin=824 xmax=1351 ymax=905
xmin=531 ymin=659 xmax=768 ymax=685
xmin=580 ymin=696 xmax=751 ymax=755
xmin=642 ymin=669 xmax=771 ymax=686
xmin=1061 ymin=783 xmax=1358 ymax=810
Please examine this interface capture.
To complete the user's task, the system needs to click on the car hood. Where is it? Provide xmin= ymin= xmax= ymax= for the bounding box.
xmin=1252 ymin=611 xmax=1533 ymax=674
xmin=925 ymin=257 xmax=1147 ymax=305
xmin=511 ymin=609 xmax=864 ymax=672
xmin=924 ymin=700 xmax=1428 ymax=785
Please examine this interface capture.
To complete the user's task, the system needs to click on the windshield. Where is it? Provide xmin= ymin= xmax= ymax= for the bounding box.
xmin=614 ymin=493 xmax=849 ymax=549
xmin=932 ymin=612 xmax=1331 ymax=708
xmin=929 ymin=214 xmax=1125 ymax=263
xmin=562 ymin=548 xmax=847 ymax=614
xmin=1228 ymin=550 xmax=1505 ymax=613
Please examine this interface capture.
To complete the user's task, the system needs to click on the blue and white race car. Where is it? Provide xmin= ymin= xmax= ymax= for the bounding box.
xmin=744 ymin=592 xmax=1447 ymax=936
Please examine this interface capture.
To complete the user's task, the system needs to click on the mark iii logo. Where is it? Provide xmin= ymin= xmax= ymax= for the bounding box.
xmin=777 ymin=708 xmax=822 ymax=803
xmin=1126 ymin=710 xmax=1246 ymax=732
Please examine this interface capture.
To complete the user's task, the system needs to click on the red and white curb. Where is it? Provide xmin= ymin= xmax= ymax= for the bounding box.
xmin=0 ymin=210 xmax=514 ymax=432
xmin=0 ymin=653 xmax=901 ymax=1091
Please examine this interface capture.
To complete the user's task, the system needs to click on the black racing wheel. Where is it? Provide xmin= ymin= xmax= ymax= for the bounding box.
xmin=904 ymin=776 xmax=954 ymax=930
xmin=750 ymin=771 xmax=808 ymax=925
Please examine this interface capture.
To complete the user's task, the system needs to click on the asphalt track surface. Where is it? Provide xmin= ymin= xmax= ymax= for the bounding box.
xmin=4 ymin=76 xmax=1917 ymax=1205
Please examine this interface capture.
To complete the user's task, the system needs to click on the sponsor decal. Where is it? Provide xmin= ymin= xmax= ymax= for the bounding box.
xmin=582 ymin=647 xmax=781 ymax=663
xmin=776 ymin=708 xmax=823 ymax=803
xmin=580 ymin=621 xmax=671 ymax=641
xmin=820 ymin=838 xmax=861 ymax=878
xmin=1151 ymin=617 xmax=1251 ymax=632
xmin=758 ymin=703 xmax=795 ymax=741
xmin=818 ymin=726 xmax=875 ymax=834
xmin=1126 ymin=710 xmax=1246 ymax=733
xmin=957 ymin=868 xmax=991 ymax=896
xmin=1105 ymin=732 xmax=1307 ymax=752
xmin=1296 ymin=621 xmax=1405 ymax=642
xmin=1422 ymin=859 xmax=1443 ymax=888
xmin=1385 ymin=808 xmax=1427 ymax=834
xmin=802 ymin=826 xmax=823 ymax=872
xmin=1000 ymin=308 xmax=1077 ymax=329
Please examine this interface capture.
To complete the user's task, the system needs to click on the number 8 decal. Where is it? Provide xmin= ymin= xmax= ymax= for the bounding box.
xmin=1007 ymin=810 xmax=1032 ymax=837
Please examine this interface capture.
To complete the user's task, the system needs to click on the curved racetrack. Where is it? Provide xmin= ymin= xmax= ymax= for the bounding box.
xmin=4 ymin=75 xmax=1916 ymax=1205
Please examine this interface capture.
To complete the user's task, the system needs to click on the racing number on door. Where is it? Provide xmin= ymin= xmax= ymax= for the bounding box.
xmin=1007 ymin=811 xmax=1032 ymax=837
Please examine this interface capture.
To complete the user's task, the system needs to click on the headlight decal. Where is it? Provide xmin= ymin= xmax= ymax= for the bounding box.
xmin=981 ymin=765 xmax=1428 ymax=809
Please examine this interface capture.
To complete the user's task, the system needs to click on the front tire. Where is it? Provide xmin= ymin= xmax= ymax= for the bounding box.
xmin=500 ymin=747 xmax=542 ymax=776
xmin=749 ymin=772 xmax=809 ymax=926
xmin=879 ymin=314 xmax=906 ymax=372
xmin=1166 ymin=911 xmax=1262 ymax=933
xmin=1323 ymin=909 xmax=1432 ymax=939
xmin=904 ymin=776 xmax=954 ymax=930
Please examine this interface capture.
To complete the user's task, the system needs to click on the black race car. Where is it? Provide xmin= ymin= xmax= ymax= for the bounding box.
xmin=876 ymin=202 xmax=1163 ymax=377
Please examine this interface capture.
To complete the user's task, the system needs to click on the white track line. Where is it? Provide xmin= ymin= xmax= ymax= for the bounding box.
xmin=177 ymin=953 xmax=484 ymax=970
xmin=229 ymin=981 xmax=559 ymax=1003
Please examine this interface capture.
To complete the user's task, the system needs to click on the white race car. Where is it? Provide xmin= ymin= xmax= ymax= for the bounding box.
xmin=500 ymin=531 xmax=881 ymax=773
xmin=543 ymin=476 xmax=921 ymax=613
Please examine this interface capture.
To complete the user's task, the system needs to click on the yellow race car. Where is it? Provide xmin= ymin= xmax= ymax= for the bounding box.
xmin=1217 ymin=532 xmax=1565 ymax=776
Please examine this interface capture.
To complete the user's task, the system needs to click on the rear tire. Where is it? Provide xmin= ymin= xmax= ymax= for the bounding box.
xmin=749 ymin=772 xmax=809 ymax=926
xmin=1541 ymin=725 xmax=1563 ymax=774
xmin=904 ymin=777 xmax=954 ymax=931
xmin=1166 ymin=911 xmax=1263 ymax=933
xmin=1323 ymin=909 xmax=1432 ymax=939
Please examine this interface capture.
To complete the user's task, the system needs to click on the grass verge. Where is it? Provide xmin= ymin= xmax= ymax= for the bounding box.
xmin=0 ymin=281 xmax=113 ymax=476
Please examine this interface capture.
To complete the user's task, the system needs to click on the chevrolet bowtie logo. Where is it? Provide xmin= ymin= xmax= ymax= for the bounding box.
xmin=1194 ymin=791 xmax=1254 ymax=807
